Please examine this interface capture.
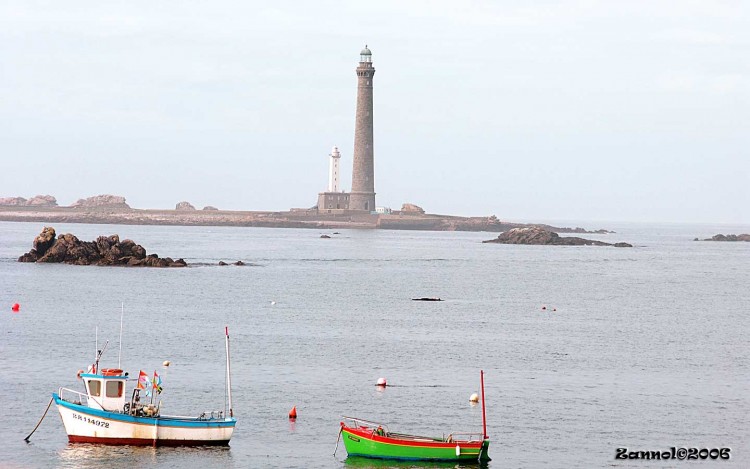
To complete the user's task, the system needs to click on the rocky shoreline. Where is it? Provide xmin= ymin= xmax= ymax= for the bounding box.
xmin=18 ymin=227 xmax=187 ymax=267
xmin=0 ymin=205 xmax=612 ymax=234
xmin=483 ymin=227 xmax=633 ymax=247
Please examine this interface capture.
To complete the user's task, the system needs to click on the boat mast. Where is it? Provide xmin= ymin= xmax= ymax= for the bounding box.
xmin=118 ymin=303 xmax=124 ymax=369
xmin=480 ymin=370 xmax=487 ymax=440
xmin=225 ymin=326 xmax=234 ymax=418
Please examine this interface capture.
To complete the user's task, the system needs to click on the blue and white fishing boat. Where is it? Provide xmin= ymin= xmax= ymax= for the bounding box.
xmin=51 ymin=327 xmax=236 ymax=446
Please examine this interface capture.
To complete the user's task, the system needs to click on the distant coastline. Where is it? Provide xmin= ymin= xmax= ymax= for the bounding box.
xmin=0 ymin=205 xmax=611 ymax=234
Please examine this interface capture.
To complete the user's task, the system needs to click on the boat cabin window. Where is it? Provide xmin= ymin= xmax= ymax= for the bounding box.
xmin=106 ymin=380 xmax=124 ymax=398
xmin=88 ymin=380 xmax=101 ymax=397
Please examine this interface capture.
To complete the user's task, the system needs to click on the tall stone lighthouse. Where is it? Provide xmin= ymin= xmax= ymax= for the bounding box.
xmin=349 ymin=45 xmax=376 ymax=212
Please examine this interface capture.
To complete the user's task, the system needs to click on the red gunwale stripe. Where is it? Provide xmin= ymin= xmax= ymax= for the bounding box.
xmin=342 ymin=426 xmax=484 ymax=449
xmin=68 ymin=435 xmax=229 ymax=446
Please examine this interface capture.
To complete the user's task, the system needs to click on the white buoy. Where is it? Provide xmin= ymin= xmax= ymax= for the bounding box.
xmin=455 ymin=445 xmax=461 ymax=456
xmin=271 ymin=301 xmax=276 ymax=305
xmin=469 ymin=392 xmax=479 ymax=403
xmin=376 ymin=377 xmax=387 ymax=387
xmin=163 ymin=360 xmax=171 ymax=367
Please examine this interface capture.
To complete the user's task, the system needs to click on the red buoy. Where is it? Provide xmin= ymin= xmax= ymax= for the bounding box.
xmin=288 ymin=406 xmax=297 ymax=420
xmin=11 ymin=303 xmax=20 ymax=312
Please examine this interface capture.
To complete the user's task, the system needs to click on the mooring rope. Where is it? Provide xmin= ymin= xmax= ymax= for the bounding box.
xmin=333 ymin=427 xmax=343 ymax=456
xmin=24 ymin=397 xmax=54 ymax=442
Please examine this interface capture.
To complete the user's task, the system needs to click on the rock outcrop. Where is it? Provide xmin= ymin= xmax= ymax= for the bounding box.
xmin=0 ymin=195 xmax=57 ymax=207
xmin=18 ymin=226 xmax=58 ymax=261
xmin=0 ymin=197 xmax=28 ymax=206
xmin=483 ymin=227 xmax=632 ymax=247
xmin=400 ymin=203 xmax=425 ymax=214
xmin=175 ymin=201 xmax=196 ymax=211
xmin=202 ymin=206 xmax=219 ymax=211
xmin=27 ymin=195 xmax=58 ymax=206
xmin=219 ymin=260 xmax=246 ymax=266
xmin=18 ymin=227 xmax=187 ymax=267
xmin=71 ymin=195 xmax=130 ymax=210
xmin=697 ymin=233 xmax=750 ymax=242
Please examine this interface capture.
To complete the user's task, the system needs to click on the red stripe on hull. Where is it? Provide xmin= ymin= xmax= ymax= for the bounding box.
xmin=68 ymin=435 xmax=230 ymax=446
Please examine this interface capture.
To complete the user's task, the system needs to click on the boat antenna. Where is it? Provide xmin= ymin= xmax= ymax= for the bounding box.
xmin=480 ymin=369 xmax=488 ymax=440
xmin=118 ymin=303 xmax=124 ymax=369
xmin=94 ymin=340 xmax=109 ymax=374
xmin=225 ymin=326 xmax=234 ymax=418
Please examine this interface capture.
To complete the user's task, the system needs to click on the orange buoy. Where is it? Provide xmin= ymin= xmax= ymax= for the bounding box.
xmin=288 ymin=406 xmax=297 ymax=420
xmin=76 ymin=370 xmax=84 ymax=379
xmin=11 ymin=303 xmax=20 ymax=312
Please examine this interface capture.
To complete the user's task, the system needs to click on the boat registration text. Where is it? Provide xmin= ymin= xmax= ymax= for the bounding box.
xmin=72 ymin=413 xmax=110 ymax=428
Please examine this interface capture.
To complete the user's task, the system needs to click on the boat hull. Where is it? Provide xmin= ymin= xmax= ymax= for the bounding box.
xmin=341 ymin=425 xmax=490 ymax=462
xmin=53 ymin=393 xmax=235 ymax=446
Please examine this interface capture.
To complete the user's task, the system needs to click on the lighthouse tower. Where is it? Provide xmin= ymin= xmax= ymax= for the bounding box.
xmin=328 ymin=146 xmax=341 ymax=192
xmin=349 ymin=45 xmax=376 ymax=212
xmin=317 ymin=145 xmax=349 ymax=212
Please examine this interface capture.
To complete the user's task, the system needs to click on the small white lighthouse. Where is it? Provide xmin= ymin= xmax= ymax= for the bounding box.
xmin=316 ymin=145 xmax=350 ymax=211
xmin=328 ymin=145 xmax=341 ymax=192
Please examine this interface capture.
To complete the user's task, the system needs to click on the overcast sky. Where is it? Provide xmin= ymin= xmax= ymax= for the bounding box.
xmin=1 ymin=1 xmax=748 ymax=223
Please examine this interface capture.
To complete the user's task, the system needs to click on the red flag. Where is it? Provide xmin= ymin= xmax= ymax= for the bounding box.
xmin=137 ymin=370 xmax=149 ymax=390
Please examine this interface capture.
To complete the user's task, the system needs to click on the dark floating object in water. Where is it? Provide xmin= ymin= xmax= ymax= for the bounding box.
xmin=412 ymin=297 xmax=443 ymax=302
xmin=333 ymin=232 xmax=341 ymax=235
xmin=320 ymin=234 xmax=331 ymax=239
xmin=219 ymin=260 xmax=246 ymax=266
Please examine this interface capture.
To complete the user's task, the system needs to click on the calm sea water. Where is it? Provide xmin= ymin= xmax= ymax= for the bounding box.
xmin=0 ymin=220 xmax=748 ymax=468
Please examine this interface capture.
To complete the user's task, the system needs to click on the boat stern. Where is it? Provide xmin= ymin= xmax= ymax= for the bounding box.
xmin=479 ymin=438 xmax=491 ymax=462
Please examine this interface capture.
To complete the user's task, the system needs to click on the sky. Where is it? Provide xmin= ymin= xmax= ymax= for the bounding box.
xmin=1 ymin=1 xmax=748 ymax=224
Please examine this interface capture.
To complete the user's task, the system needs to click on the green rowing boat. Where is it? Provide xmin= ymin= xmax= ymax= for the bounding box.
xmin=337 ymin=370 xmax=491 ymax=462
xmin=340 ymin=418 xmax=490 ymax=462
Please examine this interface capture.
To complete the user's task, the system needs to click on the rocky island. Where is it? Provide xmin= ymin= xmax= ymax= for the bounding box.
xmin=18 ymin=227 xmax=187 ymax=267
xmin=0 ymin=194 xmax=616 ymax=234
xmin=483 ymin=227 xmax=632 ymax=247
xmin=694 ymin=234 xmax=750 ymax=242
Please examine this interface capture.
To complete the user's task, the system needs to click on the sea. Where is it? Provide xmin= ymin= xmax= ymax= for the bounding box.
xmin=0 ymin=220 xmax=748 ymax=468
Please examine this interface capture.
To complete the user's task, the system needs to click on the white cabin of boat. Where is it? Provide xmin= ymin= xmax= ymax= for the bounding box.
xmin=79 ymin=368 xmax=128 ymax=411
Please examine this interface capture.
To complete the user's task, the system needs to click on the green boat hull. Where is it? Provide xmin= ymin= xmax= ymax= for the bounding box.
xmin=341 ymin=426 xmax=490 ymax=462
